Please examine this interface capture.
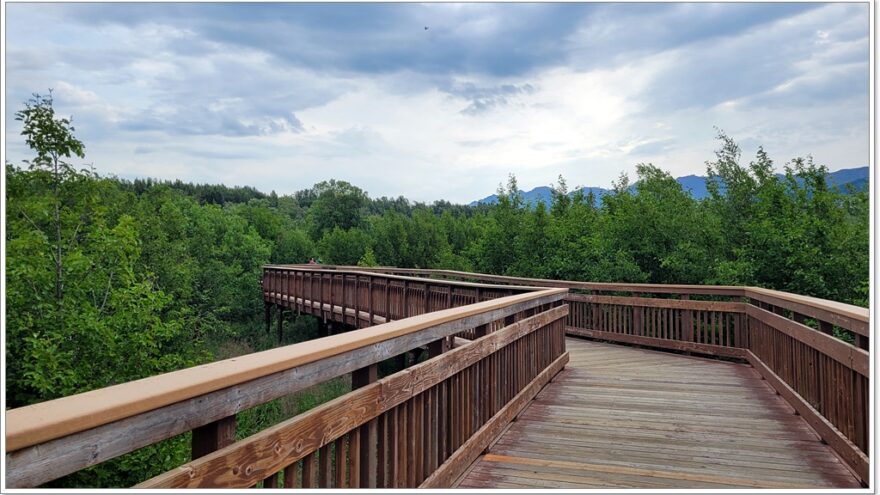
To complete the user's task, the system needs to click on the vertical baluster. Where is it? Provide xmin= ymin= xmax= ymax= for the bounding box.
xmin=389 ymin=407 xmax=399 ymax=488
xmin=263 ymin=472 xmax=278 ymax=488
xmin=377 ymin=412 xmax=386 ymax=488
xmin=283 ymin=462 xmax=299 ymax=488
xmin=302 ymin=452 xmax=317 ymax=488
xmin=318 ymin=444 xmax=331 ymax=487
xmin=407 ymin=399 xmax=417 ymax=487
xmin=352 ymin=363 xmax=378 ymax=487
xmin=334 ymin=436 xmax=347 ymax=488
xmin=397 ymin=403 xmax=408 ymax=487
xmin=348 ymin=429 xmax=361 ymax=488
xmin=403 ymin=281 xmax=409 ymax=319
xmin=368 ymin=276 xmax=375 ymax=325
xmin=681 ymin=295 xmax=693 ymax=343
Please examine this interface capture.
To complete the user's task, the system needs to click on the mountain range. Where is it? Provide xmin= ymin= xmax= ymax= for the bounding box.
xmin=469 ymin=166 xmax=869 ymax=207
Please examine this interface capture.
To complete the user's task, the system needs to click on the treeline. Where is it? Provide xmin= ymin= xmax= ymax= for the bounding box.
xmin=7 ymin=132 xmax=868 ymax=405
xmin=4 ymin=95 xmax=868 ymax=486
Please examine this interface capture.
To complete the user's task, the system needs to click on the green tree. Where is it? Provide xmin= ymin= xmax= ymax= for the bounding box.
xmin=318 ymin=227 xmax=370 ymax=265
xmin=14 ymin=91 xmax=85 ymax=312
xmin=476 ymin=174 xmax=524 ymax=275
xmin=6 ymin=94 xmax=206 ymax=410
xmin=306 ymin=180 xmax=369 ymax=239
xmin=602 ymin=164 xmax=716 ymax=284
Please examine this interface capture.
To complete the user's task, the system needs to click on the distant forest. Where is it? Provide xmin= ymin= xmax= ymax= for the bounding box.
xmin=5 ymin=95 xmax=869 ymax=486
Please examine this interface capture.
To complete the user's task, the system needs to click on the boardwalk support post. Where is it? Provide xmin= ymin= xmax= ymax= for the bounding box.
xmin=264 ymin=302 xmax=272 ymax=334
xmin=277 ymin=308 xmax=283 ymax=343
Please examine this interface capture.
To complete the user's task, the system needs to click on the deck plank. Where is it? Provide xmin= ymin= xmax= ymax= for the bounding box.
xmin=455 ymin=338 xmax=861 ymax=489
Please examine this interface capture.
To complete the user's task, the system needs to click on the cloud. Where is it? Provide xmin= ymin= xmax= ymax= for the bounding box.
xmin=445 ymin=81 xmax=537 ymax=115
xmin=633 ymin=3 xmax=868 ymax=113
xmin=48 ymin=3 xmax=593 ymax=78
xmin=3 ymin=3 xmax=869 ymax=204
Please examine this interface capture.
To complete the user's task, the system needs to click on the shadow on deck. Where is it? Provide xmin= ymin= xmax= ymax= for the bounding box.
xmin=457 ymin=338 xmax=861 ymax=489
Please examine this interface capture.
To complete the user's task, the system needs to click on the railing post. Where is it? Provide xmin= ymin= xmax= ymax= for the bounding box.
xmin=355 ymin=275 xmax=362 ymax=327
xmin=341 ymin=274 xmax=347 ymax=325
xmin=368 ymin=276 xmax=374 ymax=325
xmin=293 ymin=272 xmax=306 ymax=314
xmin=352 ymin=364 xmax=378 ymax=487
xmin=384 ymin=279 xmax=390 ymax=321
xmin=682 ymin=294 xmax=694 ymax=344
xmin=320 ymin=274 xmax=326 ymax=322
xmin=428 ymin=337 xmax=448 ymax=357
xmin=308 ymin=272 xmax=313 ymax=312
xmin=403 ymin=281 xmax=409 ymax=319
xmin=425 ymin=283 xmax=431 ymax=315
xmin=191 ymin=415 xmax=236 ymax=460
xmin=474 ymin=323 xmax=489 ymax=339
xmin=447 ymin=286 xmax=453 ymax=310
xmin=633 ymin=293 xmax=644 ymax=337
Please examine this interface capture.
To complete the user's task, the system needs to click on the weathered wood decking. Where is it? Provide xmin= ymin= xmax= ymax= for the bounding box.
xmin=457 ymin=338 xmax=861 ymax=489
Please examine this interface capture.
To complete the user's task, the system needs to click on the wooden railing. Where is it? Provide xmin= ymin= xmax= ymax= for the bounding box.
xmin=260 ymin=266 xmax=537 ymax=330
xmin=280 ymin=264 xmax=870 ymax=484
xmin=5 ymin=269 xmax=567 ymax=488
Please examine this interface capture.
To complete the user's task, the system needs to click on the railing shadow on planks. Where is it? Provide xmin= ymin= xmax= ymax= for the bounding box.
xmin=4 ymin=267 xmax=568 ymax=488
xmin=277 ymin=264 xmax=871 ymax=486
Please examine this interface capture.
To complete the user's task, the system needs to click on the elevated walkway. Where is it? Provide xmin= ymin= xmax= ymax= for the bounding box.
xmin=457 ymin=338 xmax=861 ymax=489
xmin=5 ymin=266 xmax=867 ymax=489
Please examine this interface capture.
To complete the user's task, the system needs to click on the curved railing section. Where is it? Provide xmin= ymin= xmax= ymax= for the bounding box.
xmin=5 ymin=268 xmax=568 ymax=488
xmin=281 ymin=264 xmax=869 ymax=484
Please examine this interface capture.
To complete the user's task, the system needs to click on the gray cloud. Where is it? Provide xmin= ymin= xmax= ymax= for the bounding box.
xmin=121 ymin=108 xmax=304 ymax=138
xmin=48 ymin=3 xmax=593 ymax=78
xmin=446 ymin=82 xmax=537 ymax=116
xmin=634 ymin=4 xmax=868 ymax=113
xmin=3 ymin=3 xmax=869 ymax=203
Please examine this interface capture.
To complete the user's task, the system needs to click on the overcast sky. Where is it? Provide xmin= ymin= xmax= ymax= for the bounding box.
xmin=4 ymin=3 xmax=869 ymax=203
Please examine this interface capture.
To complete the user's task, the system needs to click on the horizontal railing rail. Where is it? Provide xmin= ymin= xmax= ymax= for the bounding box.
xmin=261 ymin=265 xmax=546 ymax=329
xmin=273 ymin=264 xmax=869 ymax=484
xmin=137 ymin=303 xmax=568 ymax=488
xmin=294 ymin=264 xmax=867 ymax=341
xmin=6 ymin=269 xmax=567 ymax=488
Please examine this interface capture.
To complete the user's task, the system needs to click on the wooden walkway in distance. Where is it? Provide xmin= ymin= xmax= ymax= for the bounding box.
xmin=456 ymin=338 xmax=861 ymax=489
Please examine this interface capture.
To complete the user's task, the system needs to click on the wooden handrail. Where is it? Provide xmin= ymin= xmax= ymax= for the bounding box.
xmin=6 ymin=267 xmax=566 ymax=488
xmin=271 ymin=264 xmax=869 ymax=483
xmin=6 ymin=264 xmax=868 ymax=487
xmin=136 ymin=306 xmax=569 ymax=488
xmin=280 ymin=264 xmax=748 ymax=296
xmin=262 ymin=265 xmax=550 ymax=292
xmin=295 ymin=264 xmax=868 ymax=336
xmin=6 ymin=290 xmax=561 ymax=453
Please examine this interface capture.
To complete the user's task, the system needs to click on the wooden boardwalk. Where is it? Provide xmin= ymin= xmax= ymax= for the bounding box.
xmin=456 ymin=338 xmax=861 ymax=489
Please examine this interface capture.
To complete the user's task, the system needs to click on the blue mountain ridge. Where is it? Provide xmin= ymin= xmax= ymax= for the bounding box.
xmin=469 ymin=166 xmax=868 ymax=206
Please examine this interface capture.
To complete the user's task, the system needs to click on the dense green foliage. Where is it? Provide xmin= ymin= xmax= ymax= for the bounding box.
xmin=4 ymin=95 xmax=869 ymax=486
